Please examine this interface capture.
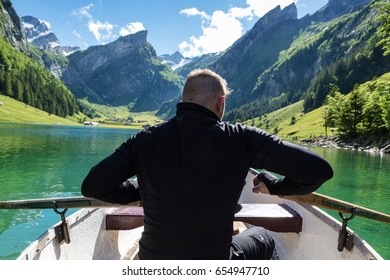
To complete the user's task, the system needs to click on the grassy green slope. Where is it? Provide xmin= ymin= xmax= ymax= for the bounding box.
xmin=243 ymin=100 xmax=330 ymax=140
xmin=0 ymin=94 xmax=83 ymax=125
xmin=244 ymin=72 xmax=390 ymax=141
xmin=0 ymin=95 xmax=164 ymax=129
xmin=78 ymin=99 xmax=163 ymax=128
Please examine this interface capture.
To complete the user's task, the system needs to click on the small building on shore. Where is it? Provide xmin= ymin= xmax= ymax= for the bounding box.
xmin=83 ymin=121 xmax=99 ymax=126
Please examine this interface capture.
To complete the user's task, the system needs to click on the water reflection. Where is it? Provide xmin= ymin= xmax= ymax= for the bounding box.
xmin=312 ymin=146 xmax=390 ymax=258
xmin=1 ymin=123 xmax=137 ymax=259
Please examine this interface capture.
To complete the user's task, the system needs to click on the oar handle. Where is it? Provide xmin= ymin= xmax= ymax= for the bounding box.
xmin=0 ymin=196 xmax=139 ymax=209
xmin=281 ymin=192 xmax=390 ymax=224
xmin=248 ymin=168 xmax=390 ymax=224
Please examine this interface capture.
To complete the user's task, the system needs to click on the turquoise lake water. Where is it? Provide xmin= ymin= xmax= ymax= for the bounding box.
xmin=0 ymin=122 xmax=389 ymax=259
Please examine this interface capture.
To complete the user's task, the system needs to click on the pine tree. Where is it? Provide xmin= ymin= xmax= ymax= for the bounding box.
xmin=338 ymin=86 xmax=365 ymax=137
xmin=362 ymin=91 xmax=385 ymax=133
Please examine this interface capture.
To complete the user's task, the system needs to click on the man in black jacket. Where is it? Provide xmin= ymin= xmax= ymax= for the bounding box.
xmin=81 ymin=69 xmax=333 ymax=260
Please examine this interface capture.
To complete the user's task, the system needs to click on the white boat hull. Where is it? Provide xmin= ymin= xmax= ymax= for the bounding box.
xmin=17 ymin=172 xmax=383 ymax=260
xmin=239 ymin=175 xmax=382 ymax=260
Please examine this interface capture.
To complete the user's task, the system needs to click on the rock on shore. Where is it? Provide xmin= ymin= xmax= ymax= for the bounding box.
xmin=302 ymin=136 xmax=390 ymax=154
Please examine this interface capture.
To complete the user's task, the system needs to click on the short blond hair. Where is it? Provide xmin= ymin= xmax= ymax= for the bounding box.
xmin=182 ymin=69 xmax=230 ymax=106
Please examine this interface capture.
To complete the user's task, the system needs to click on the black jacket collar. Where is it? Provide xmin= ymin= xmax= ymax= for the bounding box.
xmin=176 ymin=102 xmax=220 ymax=121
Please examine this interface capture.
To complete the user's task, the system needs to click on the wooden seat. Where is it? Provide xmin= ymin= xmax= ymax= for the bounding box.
xmin=105 ymin=203 xmax=302 ymax=233
xmin=106 ymin=207 xmax=144 ymax=231
xmin=234 ymin=203 xmax=302 ymax=233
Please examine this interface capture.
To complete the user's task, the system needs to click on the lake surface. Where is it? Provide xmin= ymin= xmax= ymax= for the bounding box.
xmin=0 ymin=122 xmax=389 ymax=259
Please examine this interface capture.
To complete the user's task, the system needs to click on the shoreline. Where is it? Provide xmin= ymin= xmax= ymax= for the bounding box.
xmin=0 ymin=120 xmax=143 ymax=130
xmin=3 ymin=119 xmax=390 ymax=153
xmin=302 ymin=135 xmax=390 ymax=154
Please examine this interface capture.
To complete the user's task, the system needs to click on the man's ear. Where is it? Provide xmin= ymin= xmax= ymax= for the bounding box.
xmin=216 ymin=96 xmax=225 ymax=113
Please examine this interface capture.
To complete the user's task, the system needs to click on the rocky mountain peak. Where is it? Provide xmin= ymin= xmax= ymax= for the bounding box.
xmin=159 ymin=51 xmax=183 ymax=65
xmin=0 ymin=0 xmax=28 ymax=50
xmin=109 ymin=30 xmax=148 ymax=56
xmin=252 ymin=3 xmax=297 ymax=33
xmin=21 ymin=15 xmax=79 ymax=56
xmin=67 ymin=30 xmax=150 ymax=74
xmin=210 ymin=2 xmax=299 ymax=98
xmin=159 ymin=51 xmax=192 ymax=70
xmin=22 ymin=15 xmax=50 ymax=38
xmin=61 ymin=29 xmax=182 ymax=110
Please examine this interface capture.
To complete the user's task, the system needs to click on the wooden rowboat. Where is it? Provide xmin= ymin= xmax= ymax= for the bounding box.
xmin=1 ymin=169 xmax=388 ymax=260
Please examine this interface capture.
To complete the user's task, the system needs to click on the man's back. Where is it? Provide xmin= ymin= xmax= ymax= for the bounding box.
xmin=130 ymin=102 xmax=250 ymax=259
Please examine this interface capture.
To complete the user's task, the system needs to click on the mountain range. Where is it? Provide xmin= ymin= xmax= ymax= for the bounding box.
xmin=173 ymin=0 xmax=387 ymax=122
xmin=61 ymin=30 xmax=182 ymax=111
xmin=21 ymin=16 xmax=79 ymax=56
xmin=1 ymin=0 xmax=389 ymax=123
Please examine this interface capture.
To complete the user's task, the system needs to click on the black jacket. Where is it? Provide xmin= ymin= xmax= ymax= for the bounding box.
xmin=81 ymin=102 xmax=333 ymax=259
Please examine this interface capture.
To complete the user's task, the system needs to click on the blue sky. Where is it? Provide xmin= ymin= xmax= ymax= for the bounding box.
xmin=11 ymin=0 xmax=328 ymax=57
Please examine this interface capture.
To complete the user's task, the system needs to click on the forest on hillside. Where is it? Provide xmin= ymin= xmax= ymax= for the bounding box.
xmin=324 ymin=77 xmax=390 ymax=138
xmin=323 ymin=1 xmax=390 ymax=138
xmin=0 ymin=39 xmax=79 ymax=118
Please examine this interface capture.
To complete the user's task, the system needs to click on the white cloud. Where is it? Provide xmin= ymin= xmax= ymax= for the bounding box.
xmin=71 ymin=3 xmax=94 ymax=19
xmin=180 ymin=8 xmax=211 ymax=20
xmin=119 ymin=22 xmax=145 ymax=36
xmin=72 ymin=4 xmax=115 ymax=42
xmin=179 ymin=10 xmax=243 ymax=58
xmin=179 ymin=11 xmax=243 ymax=57
xmin=88 ymin=20 xmax=115 ymax=42
xmin=72 ymin=3 xmax=146 ymax=44
xmin=229 ymin=7 xmax=253 ymax=19
xmin=179 ymin=0 xmax=296 ymax=57
xmin=72 ymin=30 xmax=82 ymax=39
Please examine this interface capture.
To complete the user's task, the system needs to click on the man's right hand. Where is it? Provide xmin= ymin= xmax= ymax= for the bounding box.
xmin=252 ymin=177 xmax=270 ymax=194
